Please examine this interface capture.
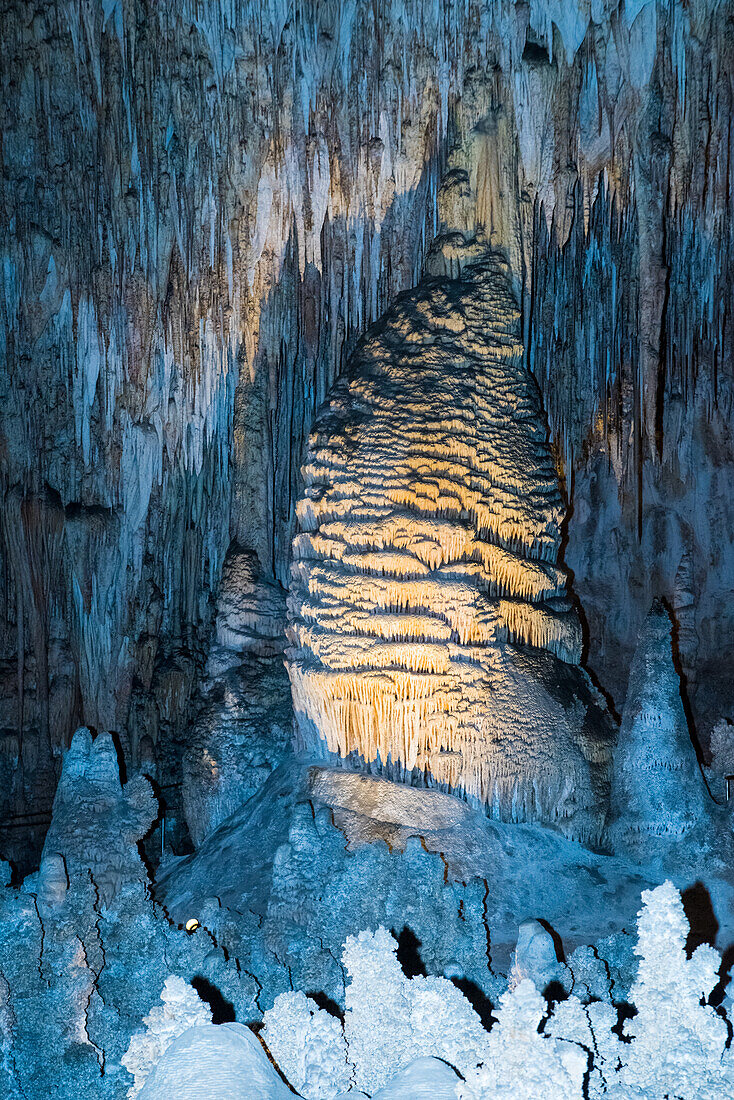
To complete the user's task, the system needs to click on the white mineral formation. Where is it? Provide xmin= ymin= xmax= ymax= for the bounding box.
xmin=342 ymin=926 xmax=491 ymax=1094
xmin=371 ymin=1057 xmax=460 ymax=1098
xmin=122 ymin=976 xmax=212 ymax=1099
xmin=135 ymin=1022 xmax=290 ymax=1100
xmin=609 ymin=600 xmax=711 ymax=850
xmin=41 ymin=727 xmax=157 ymax=904
xmin=457 ymin=978 xmax=588 ymax=1100
xmin=253 ymin=883 xmax=734 ymax=1099
xmin=508 ymin=918 xmax=569 ymax=994
xmin=261 ymin=990 xmax=351 ymax=1100
xmin=287 ymin=249 xmax=614 ymax=840
xmin=617 ymin=879 xmax=732 ymax=1098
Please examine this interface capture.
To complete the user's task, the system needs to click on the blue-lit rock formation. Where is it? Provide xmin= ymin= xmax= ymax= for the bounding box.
xmin=609 ymin=600 xmax=713 ymax=853
xmin=0 ymin=4 xmax=733 ymax=1098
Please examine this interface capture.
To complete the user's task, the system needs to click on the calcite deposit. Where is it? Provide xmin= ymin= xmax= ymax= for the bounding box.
xmin=609 ymin=600 xmax=713 ymax=851
xmin=181 ymin=543 xmax=291 ymax=844
xmin=2 ymin=0 xmax=734 ymax=860
xmin=40 ymin=727 xmax=157 ymax=904
xmin=287 ymin=248 xmax=615 ymax=839
xmin=1 ymin=4 xmax=734 ymax=1096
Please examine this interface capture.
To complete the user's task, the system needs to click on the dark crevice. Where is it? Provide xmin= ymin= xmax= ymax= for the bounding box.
xmin=190 ymin=976 xmax=236 ymax=1024
xmin=393 ymin=925 xmax=427 ymax=979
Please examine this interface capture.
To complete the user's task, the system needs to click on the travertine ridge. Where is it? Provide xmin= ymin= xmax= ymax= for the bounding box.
xmin=287 ymin=247 xmax=614 ymax=840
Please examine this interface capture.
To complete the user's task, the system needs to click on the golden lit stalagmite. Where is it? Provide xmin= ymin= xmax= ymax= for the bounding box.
xmin=286 ymin=246 xmax=615 ymax=842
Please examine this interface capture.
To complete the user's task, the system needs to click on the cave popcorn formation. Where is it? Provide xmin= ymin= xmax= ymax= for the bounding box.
xmin=287 ymin=247 xmax=615 ymax=840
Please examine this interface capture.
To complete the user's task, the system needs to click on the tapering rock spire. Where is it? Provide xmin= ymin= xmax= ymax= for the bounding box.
xmin=286 ymin=244 xmax=614 ymax=841
xmin=609 ymin=600 xmax=710 ymax=849
xmin=41 ymin=727 xmax=157 ymax=904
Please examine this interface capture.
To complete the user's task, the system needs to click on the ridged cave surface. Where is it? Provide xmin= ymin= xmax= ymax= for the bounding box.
xmin=287 ymin=251 xmax=614 ymax=840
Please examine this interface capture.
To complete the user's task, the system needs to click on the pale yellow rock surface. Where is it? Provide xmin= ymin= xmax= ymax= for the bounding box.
xmin=287 ymin=250 xmax=615 ymax=841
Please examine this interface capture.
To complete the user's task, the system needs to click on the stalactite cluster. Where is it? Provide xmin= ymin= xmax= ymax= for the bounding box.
xmin=0 ymin=6 xmax=733 ymax=1098
xmin=1 ymin=0 xmax=732 ymax=859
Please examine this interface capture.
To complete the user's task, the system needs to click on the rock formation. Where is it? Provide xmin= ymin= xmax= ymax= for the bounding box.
xmin=40 ymin=727 xmax=157 ymax=904
xmin=133 ymin=1023 xmax=295 ymax=1100
xmin=122 ymin=976 xmax=212 ymax=1098
xmin=182 ymin=544 xmax=291 ymax=845
xmin=2 ymin=0 xmax=733 ymax=863
xmin=0 ymin=842 xmax=259 ymax=1099
xmin=206 ymin=545 xmax=287 ymax=670
xmin=287 ymin=247 xmax=615 ymax=840
xmin=2 ymin=5 xmax=734 ymax=1097
xmin=509 ymin=919 xmax=570 ymax=996
xmin=609 ymin=601 xmax=712 ymax=851
xmin=705 ymin=719 xmax=734 ymax=804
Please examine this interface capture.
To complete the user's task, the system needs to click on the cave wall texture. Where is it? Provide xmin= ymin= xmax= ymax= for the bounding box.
xmin=1 ymin=0 xmax=733 ymax=858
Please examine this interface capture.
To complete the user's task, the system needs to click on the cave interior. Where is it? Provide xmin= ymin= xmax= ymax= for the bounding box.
xmin=1 ymin=1 xmax=734 ymax=1097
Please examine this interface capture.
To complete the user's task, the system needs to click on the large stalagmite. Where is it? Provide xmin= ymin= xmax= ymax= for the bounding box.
xmin=286 ymin=246 xmax=615 ymax=841
xmin=608 ymin=601 xmax=712 ymax=852
xmin=3 ymin=0 xmax=733 ymax=863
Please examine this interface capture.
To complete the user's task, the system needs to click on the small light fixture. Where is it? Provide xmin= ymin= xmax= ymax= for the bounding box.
xmin=185 ymin=917 xmax=200 ymax=933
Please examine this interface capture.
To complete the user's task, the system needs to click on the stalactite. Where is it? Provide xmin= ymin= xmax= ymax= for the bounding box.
xmin=1 ymin=0 xmax=732 ymax=849
xmin=0 ymin=489 xmax=64 ymax=759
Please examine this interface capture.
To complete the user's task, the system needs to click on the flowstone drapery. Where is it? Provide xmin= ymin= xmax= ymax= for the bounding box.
xmin=286 ymin=247 xmax=615 ymax=841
